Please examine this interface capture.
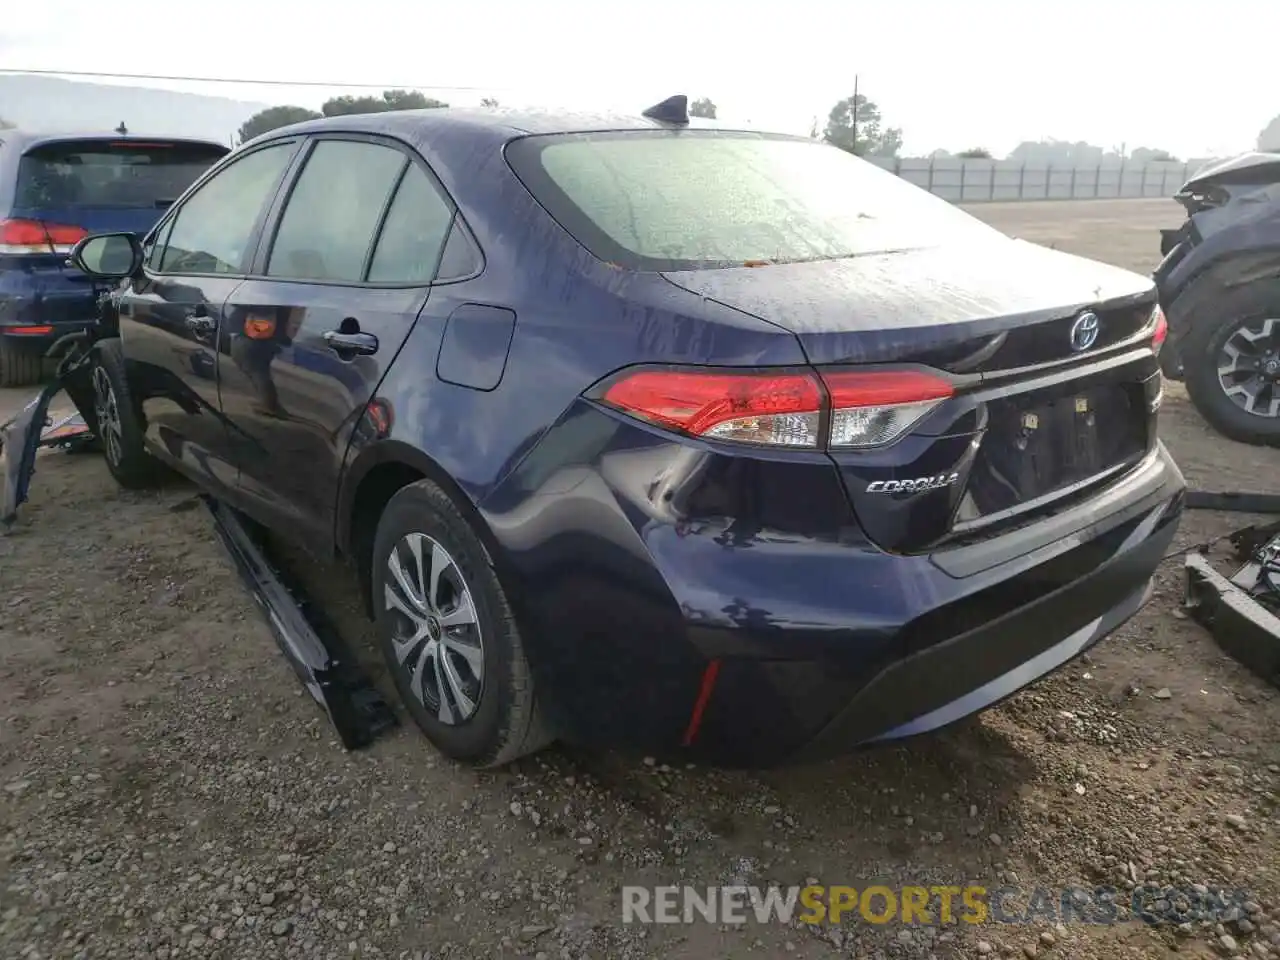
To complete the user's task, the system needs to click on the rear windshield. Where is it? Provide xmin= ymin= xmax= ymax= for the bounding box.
xmin=505 ymin=130 xmax=998 ymax=271
xmin=15 ymin=139 xmax=228 ymax=210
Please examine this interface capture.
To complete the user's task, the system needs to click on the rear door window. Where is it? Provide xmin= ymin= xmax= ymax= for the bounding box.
xmin=366 ymin=163 xmax=455 ymax=284
xmin=266 ymin=140 xmax=408 ymax=283
xmin=15 ymin=139 xmax=228 ymax=210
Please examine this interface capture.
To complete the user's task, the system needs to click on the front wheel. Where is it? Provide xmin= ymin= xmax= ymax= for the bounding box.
xmin=91 ymin=338 xmax=166 ymax=488
xmin=1181 ymin=279 xmax=1280 ymax=446
xmin=371 ymin=479 xmax=553 ymax=768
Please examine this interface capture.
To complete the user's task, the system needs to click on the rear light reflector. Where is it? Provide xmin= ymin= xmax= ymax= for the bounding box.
xmin=598 ymin=367 xmax=955 ymax=449
xmin=1150 ymin=305 xmax=1168 ymax=354
xmin=824 ymin=370 xmax=954 ymax=448
xmin=602 ymin=370 xmax=824 ymax=447
xmin=0 ymin=218 xmax=88 ymax=256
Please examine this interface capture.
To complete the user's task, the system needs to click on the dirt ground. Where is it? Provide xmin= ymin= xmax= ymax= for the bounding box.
xmin=1 ymin=198 xmax=1277 ymax=960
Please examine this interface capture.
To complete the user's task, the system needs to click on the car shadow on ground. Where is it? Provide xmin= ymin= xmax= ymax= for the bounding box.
xmin=273 ymin=524 xmax=1040 ymax=885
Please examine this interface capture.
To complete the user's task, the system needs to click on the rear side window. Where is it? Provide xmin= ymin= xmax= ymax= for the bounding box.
xmin=267 ymin=140 xmax=407 ymax=283
xmin=506 ymin=131 xmax=996 ymax=271
xmin=159 ymin=143 xmax=295 ymax=275
xmin=14 ymin=139 xmax=227 ymax=210
xmin=367 ymin=163 xmax=454 ymax=283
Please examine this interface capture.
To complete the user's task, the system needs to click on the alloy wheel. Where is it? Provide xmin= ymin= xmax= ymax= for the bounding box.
xmin=383 ymin=532 xmax=484 ymax=724
xmin=92 ymin=366 xmax=124 ymax=466
xmin=1218 ymin=317 xmax=1280 ymax=418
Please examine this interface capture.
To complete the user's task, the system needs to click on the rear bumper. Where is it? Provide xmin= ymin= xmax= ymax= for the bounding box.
xmin=796 ymin=503 xmax=1174 ymax=761
xmin=492 ymin=401 xmax=1185 ymax=766
xmin=682 ymin=479 xmax=1181 ymax=768
xmin=0 ymin=279 xmax=99 ymax=344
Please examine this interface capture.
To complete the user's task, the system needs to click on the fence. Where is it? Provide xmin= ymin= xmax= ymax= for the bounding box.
xmin=865 ymin=156 xmax=1218 ymax=203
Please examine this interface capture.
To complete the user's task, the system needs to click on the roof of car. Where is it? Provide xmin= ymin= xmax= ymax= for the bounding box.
xmin=258 ymin=106 xmax=745 ymax=145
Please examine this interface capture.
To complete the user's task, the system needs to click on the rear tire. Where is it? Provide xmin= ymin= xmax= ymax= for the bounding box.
xmin=371 ymin=479 xmax=553 ymax=768
xmin=1180 ymin=278 xmax=1280 ymax=446
xmin=0 ymin=339 xmax=45 ymax=388
xmin=92 ymin=338 xmax=166 ymax=489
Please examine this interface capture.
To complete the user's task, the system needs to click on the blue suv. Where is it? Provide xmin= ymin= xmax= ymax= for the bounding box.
xmin=0 ymin=131 xmax=228 ymax=385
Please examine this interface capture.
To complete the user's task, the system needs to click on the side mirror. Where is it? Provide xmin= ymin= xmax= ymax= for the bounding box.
xmin=69 ymin=232 xmax=143 ymax=280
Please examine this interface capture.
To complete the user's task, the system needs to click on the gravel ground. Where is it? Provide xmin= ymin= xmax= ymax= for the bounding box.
xmin=2 ymin=198 xmax=1278 ymax=960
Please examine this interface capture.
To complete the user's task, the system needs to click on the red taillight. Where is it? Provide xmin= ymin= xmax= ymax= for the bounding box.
xmin=1151 ymin=306 xmax=1168 ymax=353
xmin=44 ymin=223 xmax=89 ymax=245
xmin=0 ymin=218 xmax=88 ymax=255
xmin=602 ymin=370 xmax=824 ymax=446
xmin=598 ymin=367 xmax=954 ymax=449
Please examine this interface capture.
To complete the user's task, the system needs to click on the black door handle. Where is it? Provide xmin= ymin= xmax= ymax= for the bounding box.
xmin=323 ymin=330 xmax=378 ymax=357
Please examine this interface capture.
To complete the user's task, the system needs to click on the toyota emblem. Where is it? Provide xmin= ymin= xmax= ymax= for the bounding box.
xmin=1069 ymin=312 xmax=1100 ymax=352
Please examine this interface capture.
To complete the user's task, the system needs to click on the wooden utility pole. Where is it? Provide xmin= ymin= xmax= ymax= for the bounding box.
xmin=851 ymin=74 xmax=859 ymax=155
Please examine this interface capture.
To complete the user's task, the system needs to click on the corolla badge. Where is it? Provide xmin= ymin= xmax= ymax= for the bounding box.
xmin=865 ymin=473 xmax=960 ymax=494
xmin=1069 ymin=311 xmax=1101 ymax=352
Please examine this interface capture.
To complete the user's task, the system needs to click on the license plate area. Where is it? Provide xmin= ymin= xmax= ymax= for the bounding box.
xmin=961 ymin=383 xmax=1147 ymax=519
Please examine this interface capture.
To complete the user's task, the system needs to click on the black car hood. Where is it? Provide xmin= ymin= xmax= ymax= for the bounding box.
xmin=662 ymin=237 xmax=1153 ymax=366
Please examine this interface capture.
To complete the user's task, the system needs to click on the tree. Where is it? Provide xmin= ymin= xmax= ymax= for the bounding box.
xmin=480 ymin=97 xmax=500 ymax=108
xmin=321 ymin=95 xmax=389 ymax=117
xmin=822 ymin=92 xmax=903 ymax=158
xmin=1259 ymin=115 xmax=1280 ymax=153
xmin=956 ymin=147 xmax=992 ymax=159
xmin=381 ymin=89 xmax=448 ymax=111
xmin=689 ymin=97 xmax=717 ymax=119
xmin=1130 ymin=147 xmax=1179 ymax=163
xmin=1008 ymin=140 xmax=1110 ymax=165
xmin=321 ymin=90 xmax=448 ymax=118
xmin=238 ymin=105 xmax=323 ymax=143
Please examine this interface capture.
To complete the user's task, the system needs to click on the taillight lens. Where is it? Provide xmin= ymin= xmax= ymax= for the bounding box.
xmin=602 ymin=370 xmax=824 ymax=446
xmin=0 ymin=218 xmax=89 ymax=256
xmin=825 ymin=370 xmax=954 ymax=448
xmin=598 ymin=367 xmax=954 ymax=449
xmin=1150 ymin=305 xmax=1168 ymax=354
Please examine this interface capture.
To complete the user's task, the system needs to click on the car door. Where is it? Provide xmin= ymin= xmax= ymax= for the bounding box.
xmin=117 ymin=139 xmax=300 ymax=496
xmin=218 ymin=135 xmax=455 ymax=551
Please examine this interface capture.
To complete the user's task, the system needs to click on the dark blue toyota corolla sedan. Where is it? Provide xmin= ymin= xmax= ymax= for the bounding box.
xmin=68 ymin=97 xmax=1184 ymax=768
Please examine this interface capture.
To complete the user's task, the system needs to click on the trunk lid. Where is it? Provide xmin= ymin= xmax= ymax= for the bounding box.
xmin=661 ymin=237 xmax=1154 ymax=368
xmin=663 ymin=238 xmax=1161 ymax=553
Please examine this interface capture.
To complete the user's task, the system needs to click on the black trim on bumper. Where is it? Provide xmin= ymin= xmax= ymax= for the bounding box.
xmin=932 ymin=444 xmax=1182 ymax=579
xmin=203 ymin=496 xmax=398 ymax=749
xmin=795 ymin=497 xmax=1181 ymax=763
xmin=1185 ymin=553 xmax=1280 ymax=689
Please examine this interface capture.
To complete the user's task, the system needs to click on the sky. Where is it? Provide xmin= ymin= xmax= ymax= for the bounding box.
xmin=4 ymin=0 xmax=1276 ymax=160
